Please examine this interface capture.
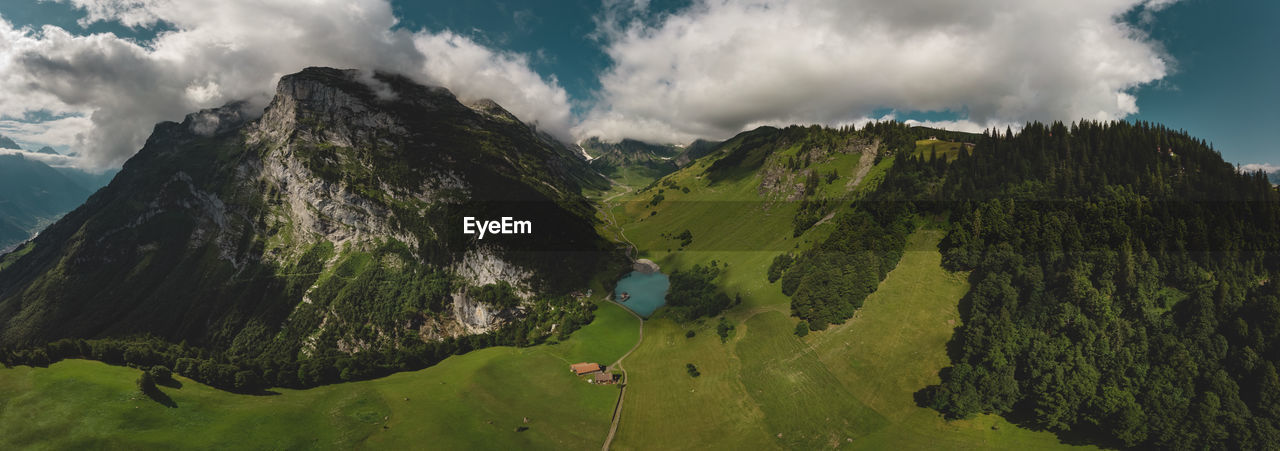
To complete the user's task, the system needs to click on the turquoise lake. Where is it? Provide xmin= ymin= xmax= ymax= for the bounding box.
xmin=613 ymin=271 xmax=669 ymax=318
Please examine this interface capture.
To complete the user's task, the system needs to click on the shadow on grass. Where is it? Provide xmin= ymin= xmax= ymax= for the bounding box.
xmin=143 ymin=387 xmax=177 ymax=408
xmin=246 ymin=389 xmax=282 ymax=396
xmin=157 ymin=378 xmax=183 ymax=389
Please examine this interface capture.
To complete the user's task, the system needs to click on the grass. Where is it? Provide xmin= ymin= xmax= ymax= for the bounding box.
xmin=0 ymin=241 xmax=34 ymax=272
xmin=0 ymin=299 xmax=639 ymax=450
xmin=913 ymin=139 xmax=972 ymax=162
xmin=606 ymin=165 xmax=673 ymax=191
xmin=813 ymin=230 xmax=1092 ymax=449
xmin=603 ymin=149 xmax=1091 ymax=451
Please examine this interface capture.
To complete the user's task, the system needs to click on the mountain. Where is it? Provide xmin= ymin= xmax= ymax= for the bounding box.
xmin=53 ymin=167 xmax=120 ymax=193
xmin=0 ymin=154 xmax=92 ymax=252
xmin=672 ymin=138 xmax=722 ymax=166
xmin=580 ymin=137 xmax=681 ymax=162
xmin=0 ymin=139 xmax=119 ymax=251
xmin=0 ymin=68 xmax=622 ymax=385
xmin=0 ymin=135 xmax=19 ymax=150
xmin=581 ymin=137 xmax=686 ymax=184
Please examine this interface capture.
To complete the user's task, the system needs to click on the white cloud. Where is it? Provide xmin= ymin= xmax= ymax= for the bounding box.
xmin=576 ymin=0 xmax=1176 ymax=144
xmin=1240 ymin=163 xmax=1279 ymax=174
xmin=0 ymin=149 xmax=80 ymax=168
xmin=0 ymin=115 xmax=93 ymax=153
xmin=0 ymin=0 xmax=574 ymax=169
xmin=413 ymin=31 xmax=573 ymax=140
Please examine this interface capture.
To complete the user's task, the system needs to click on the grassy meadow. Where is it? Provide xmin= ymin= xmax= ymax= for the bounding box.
xmin=600 ymin=142 xmax=1090 ymax=449
xmin=0 ymin=299 xmax=639 ymax=450
xmin=912 ymin=139 xmax=973 ymax=162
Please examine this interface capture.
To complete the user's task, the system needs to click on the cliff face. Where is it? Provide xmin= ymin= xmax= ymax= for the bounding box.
xmin=0 ymin=67 xmax=619 ymax=359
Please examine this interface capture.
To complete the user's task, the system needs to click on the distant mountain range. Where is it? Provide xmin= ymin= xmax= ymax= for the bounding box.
xmin=0 ymin=136 xmax=118 ymax=251
xmin=0 ymin=154 xmax=90 ymax=252
xmin=0 ymin=135 xmax=19 ymax=150
xmin=580 ymin=137 xmax=723 ymax=182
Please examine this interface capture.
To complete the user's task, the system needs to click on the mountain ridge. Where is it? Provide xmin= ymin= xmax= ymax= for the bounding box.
xmin=0 ymin=68 xmax=622 ymax=377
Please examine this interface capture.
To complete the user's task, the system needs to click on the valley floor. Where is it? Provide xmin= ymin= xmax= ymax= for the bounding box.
xmin=608 ymin=230 xmax=1090 ymax=450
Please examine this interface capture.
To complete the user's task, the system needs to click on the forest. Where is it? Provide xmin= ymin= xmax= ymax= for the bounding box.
xmin=0 ymin=289 xmax=596 ymax=391
xmin=909 ymin=121 xmax=1280 ymax=449
xmin=786 ymin=120 xmax=1280 ymax=449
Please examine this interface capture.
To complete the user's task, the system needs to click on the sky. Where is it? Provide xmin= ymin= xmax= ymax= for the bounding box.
xmin=0 ymin=0 xmax=1274 ymax=171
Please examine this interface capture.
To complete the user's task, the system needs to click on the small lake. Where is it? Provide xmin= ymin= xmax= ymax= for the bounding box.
xmin=614 ymin=271 xmax=669 ymax=318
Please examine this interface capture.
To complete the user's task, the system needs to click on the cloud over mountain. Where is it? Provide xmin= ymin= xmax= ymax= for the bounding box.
xmin=0 ymin=0 xmax=1185 ymax=167
xmin=0 ymin=0 xmax=574 ymax=168
xmin=575 ymin=0 xmax=1176 ymax=144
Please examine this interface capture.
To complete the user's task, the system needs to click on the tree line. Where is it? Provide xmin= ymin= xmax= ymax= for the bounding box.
xmin=1 ymin=292 xmax=598 ymax=392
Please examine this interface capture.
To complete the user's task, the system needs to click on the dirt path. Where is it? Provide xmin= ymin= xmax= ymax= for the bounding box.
xmin=598 ymin=183 xmax=638 ymax=260
xmin=601 ymin=293 xmax=643 ymax=451
xmin=597 ymin=181 xmax=643 ymax=450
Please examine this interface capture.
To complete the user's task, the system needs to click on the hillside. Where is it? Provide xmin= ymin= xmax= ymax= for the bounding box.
xmin=598 ymin=122 xmax=1081 ymax=449
xmin=902 ymin=122 xmax=1280 ymax=449
xmin=599 ymin=119 xmax=1280 ymax=450
xmin=0 ymin=68 xmax=623 ymax=390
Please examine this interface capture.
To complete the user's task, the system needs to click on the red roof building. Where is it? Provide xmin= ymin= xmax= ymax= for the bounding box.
xmin=571 ymin=362 xmax=603 ymax=375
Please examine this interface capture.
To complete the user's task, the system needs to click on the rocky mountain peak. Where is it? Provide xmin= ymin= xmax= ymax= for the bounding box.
xmin=467 ymin=98 xmax=519 ymax=122
xmin=181 ymin=101 xmax=254 ymax=137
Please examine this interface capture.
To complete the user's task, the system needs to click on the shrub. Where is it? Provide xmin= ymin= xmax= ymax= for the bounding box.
xmin=716 ymin=317 xmax=735 ymax=343
xmin=150 ymin=365 xmax=172 ymax=382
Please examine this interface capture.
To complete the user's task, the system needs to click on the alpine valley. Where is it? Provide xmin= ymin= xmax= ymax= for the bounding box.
xmin=2 ymin=67 xmax=1280 ymax=451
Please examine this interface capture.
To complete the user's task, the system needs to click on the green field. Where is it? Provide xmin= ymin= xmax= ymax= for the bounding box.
xmin=0 ymin=300 xmax=639 ymax=449
xmin=595 ymin=147 xmax=1087 ymax=448
xmin=608 ymin=227 xmax=1088 ymax=449
xmin=913 ymin=139 xmax=972 ymax=162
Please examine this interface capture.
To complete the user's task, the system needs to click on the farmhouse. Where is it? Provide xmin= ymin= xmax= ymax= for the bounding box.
xmin=570 ymin=362 xmax=603 ymax=376
xmin=591 ymin=373 xmax=621 ymax=385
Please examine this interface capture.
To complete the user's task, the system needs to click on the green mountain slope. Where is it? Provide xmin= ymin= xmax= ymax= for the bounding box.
xmin=605 ymin=119 xmax=1280 ymax=450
